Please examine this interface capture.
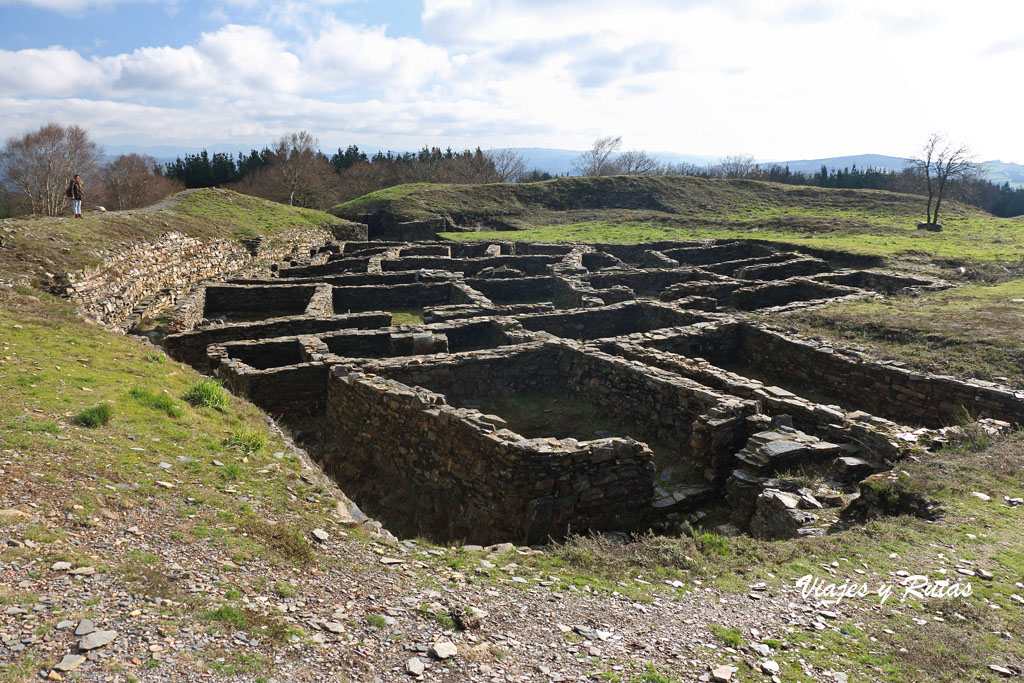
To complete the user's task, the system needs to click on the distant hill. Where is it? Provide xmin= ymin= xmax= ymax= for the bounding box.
xmin=767 ymin=154 xmax=909 ymax=174
xmin=769 ymin=154 xmax=1024 ymax=187
xmin=99 ymin=142 xmax=1024 ymax=187
xmin=504 ymin=147 xmax=719 ymax=176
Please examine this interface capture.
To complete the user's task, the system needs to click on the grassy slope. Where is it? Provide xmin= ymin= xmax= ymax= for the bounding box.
xmin=772 ymin=280 xmax=1024 ymax=388
xmin=330 ymin=175 xmax=1024 ymax=263
xmin=0 ymin=288 xmax=328 ymax=541
xmin=0 ymin=189 xmax=344 ymax=283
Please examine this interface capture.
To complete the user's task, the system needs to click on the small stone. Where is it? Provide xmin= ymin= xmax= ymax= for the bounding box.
xmin=311 ymin=528 xmax=329 ymax=543
xmin=78 ymin=630 xmax=117 ymax=651
xmin=74 ymin=619 xmax=95 ymax=636
xmin=406 ymin=658 xmax=425 ymax=676
xmin=573 ymin=625 xmax=599 ymax=641
xmin=760 ymin=660 xmax=781 ymax=675
xmin=51 ymin=561 xmax=72 ymax=572
xmin=53 ymin=654 xmax=86 ymax=672
xmin=988 ymin=664 xmax=1013 ymax=677
xmin=69 ymin=566 xmax=96 ymax=576
xmin=47 ymin=671 xmax=62 ymax=681
xmin=323 ymin=621 xmax=345 ymax=634
xmin=971 ymin=491 xmax=991 ymax=501
xmin=56 ymin=620 xmax=74 ymax=630
xmin=711 ymin=664 xmax=736 ymax=682
xmin=750 ymin=643 xmax=771 ymax=657
xmin=429 ymin=640 xmax=458 ymax=660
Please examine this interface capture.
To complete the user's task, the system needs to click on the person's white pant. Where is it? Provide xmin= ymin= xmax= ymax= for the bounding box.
xmin=71 ymin=199 xmax=82 ymax=215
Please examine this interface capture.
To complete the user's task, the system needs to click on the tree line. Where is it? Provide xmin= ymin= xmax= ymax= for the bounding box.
xmin=162 ymin=133 xmax=552 ymax=209
xmin=2 ymin=123 xmax=1022 ymax=220
xmin=570 ymin=138 xmax=1024 ymax=220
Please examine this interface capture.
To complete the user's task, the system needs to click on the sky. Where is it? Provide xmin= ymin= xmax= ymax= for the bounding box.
xmin=1 ymin=0 xmax=1023 ymax=162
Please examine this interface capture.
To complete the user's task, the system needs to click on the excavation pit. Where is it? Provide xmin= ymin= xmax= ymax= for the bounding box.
xmin=517 ymin=301 xmax=711 ymax=340
xmin=155 ymin=237 xmax=1017 ymax=544
xmin=203 ymin=284 xmax=328 ymax=321
xmin=318 ymin=342 xmax=757 ymax=542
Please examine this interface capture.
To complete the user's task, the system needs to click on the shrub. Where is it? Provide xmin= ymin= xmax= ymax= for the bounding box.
xmin=129 ymin=386 xmax=183 ymax=418
xmin=73 ymin=403 xmax=113 ymax=428
xmin=183 ymin=378 xmax=229 ymax=412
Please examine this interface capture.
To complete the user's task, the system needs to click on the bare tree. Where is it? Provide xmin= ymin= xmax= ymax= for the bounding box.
xmin=617 ymin=150 xmax=661 ymax=176
xmin=101 ymin=153 xmax=182 ymax=210
xmin=571 ymin=135 xmax=623 ymax=176
xmin=270 ymin=131 xmax=321 ymax=206
xmin=709 ymin=154 xmax=759 ymax=179
xmin=485 ymin=149 xmax=526 ymax=182
xmin=910 ymin=133 xmax=975 ymax=226
xmin=0 ymin=123 xmax=101 ymax=216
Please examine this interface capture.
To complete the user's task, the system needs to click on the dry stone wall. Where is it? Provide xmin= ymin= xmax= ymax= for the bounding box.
xmin=322 ymin=363 xmax=655 ymax=544
xmin=142 ymin=236 xmax=1019 ymax=543
xmin=59 ymin=226 xmax=344 ymax=326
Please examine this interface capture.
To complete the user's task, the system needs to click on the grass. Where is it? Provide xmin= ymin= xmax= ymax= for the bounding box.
xmin=183 ymin=378 xmax=230 ymax=412
xmin=0 ymin=285 xmax=322 ymax=563
xmin=364 ymin=614 xmax=388 ymax=628
xmin=224 ymin=427 xmax=267 ymax=454
xmin=390 ymin=308 xmax=425 ymax=325
xmin=129 ymin=386 xmax=183 ymax=418
xmin=773 ymin=279 xmax=1024 ymax=387
xmin=329 ymin=175 xmax=1024 ymax=264
xmin=72 ymin=403 xmax=113 ymax=427
xmin=417 ymin=604 xmax=458 ymax=630
xmin=707 ymin=623 xmax=742 ymax=647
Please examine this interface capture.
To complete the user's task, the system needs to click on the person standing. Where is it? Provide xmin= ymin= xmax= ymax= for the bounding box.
xmin=68 ymin=174 xmax=84 ymax=218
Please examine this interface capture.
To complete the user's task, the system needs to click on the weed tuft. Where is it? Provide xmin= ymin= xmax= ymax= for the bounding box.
xmin=224 ymin=427 xmax=267 ymax=454
xmin=129 ymin=386 xmax=183 ymax=418
xmin=707 ymin=623 xmax=742 ymax=647
xmin=242 ymin=519 xmax=314 ymax=564
xmin=183 ymin=378 xmax=229 ymax=412
xmin=73 ymin=403 xmax=113 ymax=428
xmin=364 ymin=614 xmax=388 ymax=628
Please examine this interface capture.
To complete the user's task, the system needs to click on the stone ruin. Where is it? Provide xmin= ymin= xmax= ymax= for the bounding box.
xmin=154 ymin=238 xmax=1024 ymax=545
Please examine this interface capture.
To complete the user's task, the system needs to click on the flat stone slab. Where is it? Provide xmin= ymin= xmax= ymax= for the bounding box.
xmin=53 ymin=654 xmax=86 ymax=672
xmin=78 ymin=630 xmax=117 ymax=651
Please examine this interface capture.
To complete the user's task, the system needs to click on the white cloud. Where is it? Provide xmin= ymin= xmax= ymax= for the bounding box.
xmin=0 ymin=46 xmax=106 ymax=95
xmin=301 ymin=19 xmax=450 ymax=93
xmin=2 ymin=0 xmax=1024 ymax=161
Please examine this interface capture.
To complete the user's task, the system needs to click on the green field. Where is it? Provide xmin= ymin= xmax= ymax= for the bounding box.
xmin=331 ymin=175 xmax=1024 ymax=263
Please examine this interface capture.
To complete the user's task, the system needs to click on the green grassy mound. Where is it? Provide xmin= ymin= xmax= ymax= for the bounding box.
xmin=332 ymin=175 xmax=1024 ymax=262
xmin=0 ymin=188 xmax=349 ymax=284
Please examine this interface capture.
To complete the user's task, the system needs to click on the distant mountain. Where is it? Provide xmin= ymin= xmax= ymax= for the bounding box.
xmin=768 ymin=154 xmax=1024 ymax=187
xmin=980 ymin=160 xmax=1024 ymax=186
xmin=766 ymin=153 xmax=909 ymax=174
xmin=504 ymin=147 xmax=719 ymax=176
xmin=97 ymin=142 xmax=1024 ymax=187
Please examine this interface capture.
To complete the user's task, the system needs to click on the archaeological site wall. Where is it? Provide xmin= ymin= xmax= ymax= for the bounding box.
xmin=135 ymin=236 xmax=1024 ymax=543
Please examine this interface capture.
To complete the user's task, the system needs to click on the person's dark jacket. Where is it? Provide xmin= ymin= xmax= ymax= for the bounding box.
xmin=69 ymin=179 xmax=83 ymax=200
